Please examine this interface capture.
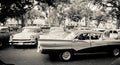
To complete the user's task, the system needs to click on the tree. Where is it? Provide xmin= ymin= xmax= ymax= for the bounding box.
xmin=90 ymin=0 xmax=120 ymax=28
xmin=0 ymin=0 xmax=34 ymax=26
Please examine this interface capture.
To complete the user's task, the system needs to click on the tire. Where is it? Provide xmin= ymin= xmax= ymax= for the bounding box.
xmin=112 ymin=48 xmax=120 ymax=57
xmin=59 ymin=51 xmax=73 ymax=61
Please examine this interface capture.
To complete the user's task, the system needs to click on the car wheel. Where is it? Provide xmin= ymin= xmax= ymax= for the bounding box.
xmin=59 ymin=51 xmax=73 ymax=61
xmin=112 ymin=48 xmax=120 ymax=57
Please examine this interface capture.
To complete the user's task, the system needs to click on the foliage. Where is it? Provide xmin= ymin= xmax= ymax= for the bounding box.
xmin=36 ymin=0 xmax=70 ymax=7
xmin=0 ymin=0 xmax=33 ymax=26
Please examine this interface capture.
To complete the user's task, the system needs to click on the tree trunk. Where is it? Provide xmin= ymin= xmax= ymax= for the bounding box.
xmin=21 ymin=15 xmax=25 ymax=27
xmin=116 ymin=16 xmax=120 ymax=29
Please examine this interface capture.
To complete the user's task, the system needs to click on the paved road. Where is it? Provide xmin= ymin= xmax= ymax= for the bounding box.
xmin=0 ymin=46 xmax=119 ymax=65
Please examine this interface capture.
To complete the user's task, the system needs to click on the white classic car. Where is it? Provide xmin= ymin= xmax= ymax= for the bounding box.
xmin=9 ymin=26 xmax=41 ymax=46
xmin=37 ymin=30 xmax=120 ymax=61
xmin=40 ymin=27 xmax=69 ymax=39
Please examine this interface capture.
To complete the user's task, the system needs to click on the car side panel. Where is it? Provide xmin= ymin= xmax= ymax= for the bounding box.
xmin=92 ymin=40 xmax=120 ymax=47
xmin=72 ymin=40 xmax=91 ymax=51
xmin=38 ymin=39 xmax=72 ymax=50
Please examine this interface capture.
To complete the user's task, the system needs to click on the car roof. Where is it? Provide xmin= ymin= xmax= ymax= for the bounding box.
xmin=73 ymin=30 xmax=103 ymax=35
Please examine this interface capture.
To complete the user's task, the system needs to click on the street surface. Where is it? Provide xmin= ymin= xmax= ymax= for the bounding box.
xmin=0 ymin=46 xmax=119 ymax=65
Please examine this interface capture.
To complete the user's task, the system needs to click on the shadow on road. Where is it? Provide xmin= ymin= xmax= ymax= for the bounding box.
xmin=0 ymin=45 xmax=37 ymax=50
xmin=13 ymin=45 xmax=37 ymax=49
xmin=73 ymin=54 xmax=113 ymax=60
xmin=0 ymin=45 xmax=11 ymax=50
xmin=48 ymin=53 xmax=118 ymax=62
xmin=0 ymin=59 xmax=15 ymax=65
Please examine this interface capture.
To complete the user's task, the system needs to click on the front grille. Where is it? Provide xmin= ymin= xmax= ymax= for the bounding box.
xmin=12 ymin=39 xmax=31 ymax=41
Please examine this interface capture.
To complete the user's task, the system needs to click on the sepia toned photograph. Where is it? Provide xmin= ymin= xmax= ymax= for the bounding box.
xmin=0 ymin=0 xmax=120 ymax=65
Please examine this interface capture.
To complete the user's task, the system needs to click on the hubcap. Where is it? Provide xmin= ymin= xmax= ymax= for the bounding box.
xmin=113 ymin=49 xmax=119 ymax=56
xmin=62 ymin=51 xmax=71 ymax=61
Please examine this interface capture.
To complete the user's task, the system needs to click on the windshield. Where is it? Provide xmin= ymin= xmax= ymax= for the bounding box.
xmin=22 ymin=28 xmax=40 ymax=33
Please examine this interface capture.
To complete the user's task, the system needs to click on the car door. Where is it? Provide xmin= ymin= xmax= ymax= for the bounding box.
xmin=91 ymin=33 xmax=108 ymax=52
xmin=72 ymin=33 xmax=91 ymax=51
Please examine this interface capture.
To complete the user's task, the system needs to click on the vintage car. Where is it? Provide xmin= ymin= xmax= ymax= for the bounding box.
xmin=37 ymin=30 xmax=120 ymax=61
xmin=40 ymin=27 xmax=69 ymax=39
xmin=9 ymin=26 xmax=41 ymax=46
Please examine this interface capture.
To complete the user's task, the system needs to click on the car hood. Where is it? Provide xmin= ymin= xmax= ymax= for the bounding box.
xmin=13 ymin=32 xmax=37 ymax=39
xmin=39 ymin=32 xmax=68 ymax=40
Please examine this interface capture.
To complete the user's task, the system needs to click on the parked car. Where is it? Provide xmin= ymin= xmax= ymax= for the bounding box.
xmin=9 ymin=26 xmax=42 ymax=46
xmin=37 ymin=30 xmax=120 ymax=61
xmin=0 ymin=26 xmax=12 ymax=47
xmin=40 ymin=27 xmax=69 ymax=39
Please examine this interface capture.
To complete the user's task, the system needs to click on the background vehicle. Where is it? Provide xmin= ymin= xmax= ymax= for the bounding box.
xmin=40 ymin=27 xmax=70 ymax=39
xmin=9 ymin=26 xmax=41 ymax=46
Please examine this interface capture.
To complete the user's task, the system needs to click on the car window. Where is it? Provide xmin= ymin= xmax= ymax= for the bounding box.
xmin=91 ymin=33 xmax=101 ymax=40
xmin=75 ymin=33 xmax=90 ymax=40
xmin=113 ymin=31 xmax=118 ymax=33
xmin=0 ymin=28 xmax=9 ymax=33
xmin=110 ymin=30 xmax=112 ymax=33
xmin=104 ymin=31 xmax=110 ymax=38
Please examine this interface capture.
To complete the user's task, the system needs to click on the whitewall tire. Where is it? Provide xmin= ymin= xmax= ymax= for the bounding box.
xmin=59 ymin=51 xmax=72 ymax=61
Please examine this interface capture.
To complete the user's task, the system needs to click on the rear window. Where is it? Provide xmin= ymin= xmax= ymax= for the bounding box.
xmin=113 ymin=31 xmax=118 ymax=33
xmin=91 ymin=33 xmax=101 ymax=40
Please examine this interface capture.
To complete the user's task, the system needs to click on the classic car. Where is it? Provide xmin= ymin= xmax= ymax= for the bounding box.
xmin=0 ymin=26 xmax=11 ymax=47
xmin=9 ymin=26 xmax=41 ymax=46
xmin=37 ymin=30 xmax=120 ymax=61
xmin=40 ymin=27 xmax=69 ymax=39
